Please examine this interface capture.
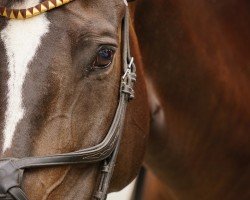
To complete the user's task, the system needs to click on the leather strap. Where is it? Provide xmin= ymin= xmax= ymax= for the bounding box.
xmin=8 ymin=188 xmax=28 ymax=200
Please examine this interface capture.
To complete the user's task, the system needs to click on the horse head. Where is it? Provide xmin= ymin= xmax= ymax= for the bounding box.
xmin=0 ymin=0 xmax=149 ymax=199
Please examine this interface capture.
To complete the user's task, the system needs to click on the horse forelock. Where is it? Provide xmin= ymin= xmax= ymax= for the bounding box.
xmin=0 ymin=0 xmax=50 ymax=154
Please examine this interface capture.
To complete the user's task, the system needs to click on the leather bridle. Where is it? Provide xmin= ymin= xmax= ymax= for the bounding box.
xmin=0 ymin=3 xmax=136 ymax=200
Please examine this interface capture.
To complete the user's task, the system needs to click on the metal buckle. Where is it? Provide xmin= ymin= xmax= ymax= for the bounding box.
xmin=121 ymin=57 xmax=136 ymax=100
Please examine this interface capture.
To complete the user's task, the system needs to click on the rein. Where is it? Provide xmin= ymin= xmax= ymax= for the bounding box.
xmin=0 ymin=1 xmax=136 ymax=200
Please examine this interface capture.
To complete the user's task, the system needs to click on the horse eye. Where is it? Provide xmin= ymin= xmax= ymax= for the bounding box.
xmin=92 ymin=48 xmax=115 ymax=69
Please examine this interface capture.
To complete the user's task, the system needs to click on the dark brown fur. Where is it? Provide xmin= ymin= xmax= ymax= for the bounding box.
xmin=133 ymin=0 xmax=250 ymax=199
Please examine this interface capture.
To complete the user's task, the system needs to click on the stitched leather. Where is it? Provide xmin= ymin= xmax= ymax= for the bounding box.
xmin=0 ymin=160 xmax=23 ymax=194
xmin=8 ymin=188 xmax=28 ymax=200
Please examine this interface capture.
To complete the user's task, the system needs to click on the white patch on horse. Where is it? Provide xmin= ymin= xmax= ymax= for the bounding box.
xmin=0 ymin=0 xmax=50 ymax=153
xmin=107 ymin=179 xmax=136 ymax=200
xmin=123 ymin=0 xmax=128 ymax=6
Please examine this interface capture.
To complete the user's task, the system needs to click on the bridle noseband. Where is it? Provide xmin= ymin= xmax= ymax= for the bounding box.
xmin=0 ymin=1 xmax=136 ymax=200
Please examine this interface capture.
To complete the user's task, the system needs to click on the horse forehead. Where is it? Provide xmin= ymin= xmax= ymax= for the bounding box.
xmin=0 ymin=0 xmax=50 ymax=153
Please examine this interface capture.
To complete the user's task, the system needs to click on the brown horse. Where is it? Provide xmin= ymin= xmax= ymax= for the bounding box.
xmin=0 ymin=0 xmax=149 ymax=199
xmin=132 ymin=0 xmax=250 ymax=199
xmin=0 ymin=0 xmax=250 ymax=199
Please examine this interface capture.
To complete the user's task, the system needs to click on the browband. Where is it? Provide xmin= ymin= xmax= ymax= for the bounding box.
xmin=0 ymin=0 xmax=135 ymax=20
xmin=0 ymin=0 xmax=74 ymax=19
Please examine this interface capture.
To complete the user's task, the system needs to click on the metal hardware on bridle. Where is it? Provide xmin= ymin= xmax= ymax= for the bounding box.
xmin=122 ymin=57 xmax=136 ymax=100
xmin=0 ymin=4 xmax=135 ymax=200
xmin=122 ymin=57 xmax=134 ymax=79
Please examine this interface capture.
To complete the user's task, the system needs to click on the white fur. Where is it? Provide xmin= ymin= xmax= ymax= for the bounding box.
xmin=107 ymin=179 xmax=136 ymax=200
xmin=0 ymin=0 xmax=50 ymax=152
xmin=123 ymin=0 xmax=128 ymax=6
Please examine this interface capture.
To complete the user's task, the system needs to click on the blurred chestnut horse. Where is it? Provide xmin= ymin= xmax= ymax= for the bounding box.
xmin=132 ymin=0 xmax=250 ymax=199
